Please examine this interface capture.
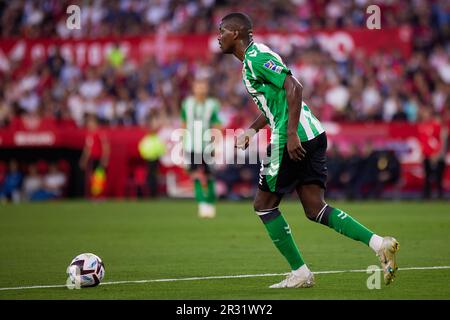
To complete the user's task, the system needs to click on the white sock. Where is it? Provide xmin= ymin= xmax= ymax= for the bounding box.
xmin=369 ymin=234 xmax=384 ymax=253
xmin=292 ymin=264 xmax=311 ymax=277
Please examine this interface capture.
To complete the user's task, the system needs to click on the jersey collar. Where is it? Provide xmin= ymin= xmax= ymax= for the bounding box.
xmin=244 ymin=41 xmax=254 ymax=56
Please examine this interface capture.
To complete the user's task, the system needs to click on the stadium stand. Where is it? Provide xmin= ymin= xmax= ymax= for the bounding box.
xmin=0 ymin=0 xmax=448 ymax=200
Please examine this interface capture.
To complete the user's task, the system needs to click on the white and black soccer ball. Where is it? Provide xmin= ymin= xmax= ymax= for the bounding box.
xmin=67 ymin=253 xmax=105 ymax=288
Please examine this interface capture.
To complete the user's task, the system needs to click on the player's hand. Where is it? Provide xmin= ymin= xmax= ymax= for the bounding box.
xmin=287 ymin=133 xmax=306 ymax=161
xmin=235 ymin=129 xmax=256 ymax=150
xmin=235 ymin=135 xmax=250 ymax=150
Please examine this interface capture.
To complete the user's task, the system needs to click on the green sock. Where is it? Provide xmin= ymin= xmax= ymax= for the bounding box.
xmin=262 ymin=212 xmax=304 ymax=270
xmin=206 ymin=178 xmax=216 ymax=204
xmin=194 ymin=179 xmax=205 ymax=203
xmin=320 ymin=206 xmax=374 ymax=246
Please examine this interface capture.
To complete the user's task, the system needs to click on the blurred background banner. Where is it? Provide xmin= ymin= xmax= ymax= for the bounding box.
xmin=0 ymin=28 xmax=412 ymax=71
xmin=0 ymin=34 xmax=211 ymax=69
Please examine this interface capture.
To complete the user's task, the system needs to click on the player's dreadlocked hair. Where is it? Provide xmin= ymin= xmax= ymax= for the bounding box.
xmin=221 ymin=12 xmax=253 ymax=41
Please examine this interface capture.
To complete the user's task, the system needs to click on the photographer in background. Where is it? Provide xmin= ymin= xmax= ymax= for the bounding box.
xmin=79 ymin=113 xmax=110 ymax=198
xmin=418 ymin=107 xmax=449 ymax=199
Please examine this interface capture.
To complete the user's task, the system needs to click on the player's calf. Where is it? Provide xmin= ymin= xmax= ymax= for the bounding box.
xmin=254 ymin=206 xmax=307 ymax=276
xmin=304 ymin=203 xmax=400 ymax=285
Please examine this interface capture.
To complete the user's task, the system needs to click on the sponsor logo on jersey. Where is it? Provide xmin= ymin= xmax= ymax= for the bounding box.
xmin=263 ymin=60 xmax=283 ymax=74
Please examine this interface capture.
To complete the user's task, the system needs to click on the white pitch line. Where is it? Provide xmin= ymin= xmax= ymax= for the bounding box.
xmin=0 ymin=266 xmax=449 ymax=292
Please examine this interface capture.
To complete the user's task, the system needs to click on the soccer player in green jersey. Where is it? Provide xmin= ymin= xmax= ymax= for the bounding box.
xmin=218 ymin=13 xmax=399 ymax=288
xmin=181 ymin=77 xmax=221 ymax=218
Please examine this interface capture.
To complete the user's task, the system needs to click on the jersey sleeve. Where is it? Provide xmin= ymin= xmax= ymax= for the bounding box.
xmin=210 ymin=100 xmax=221 ymax=126
xmin=250 ymin=52 xmax=291 ymax=89
xmin=180 ymin=99 xmax=187 ymax=123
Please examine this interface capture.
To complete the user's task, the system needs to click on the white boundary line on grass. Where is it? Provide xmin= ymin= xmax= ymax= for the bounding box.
xmin=1 ymin=265 xmax=449 ymax=291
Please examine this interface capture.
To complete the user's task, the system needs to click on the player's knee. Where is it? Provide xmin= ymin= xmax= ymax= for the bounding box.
xmin=253 ymin=201 xmax=281 ymax=223
xmin=304 ymin=208 xmax=318 ymax=221
xmin=303 ymin=202 xmax=326 ymax=221
xmin=253 ymin=191 xmax=282 ymax=218
xmin=253 ymin=199 xmax=276 ymax=213
xmin=253 ymin=200 xmax=265 ymax=213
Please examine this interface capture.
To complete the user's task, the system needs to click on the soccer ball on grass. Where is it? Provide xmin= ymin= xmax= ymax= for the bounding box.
xmin=66 ymin=253 xmax=105 ymax=289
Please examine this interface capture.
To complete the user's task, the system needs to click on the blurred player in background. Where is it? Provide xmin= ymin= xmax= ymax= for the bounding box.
xmin=418 ymin=107 xmax=449 ymax=199
xmin=79 ymin=113 xmax=110 ymax=198
xmin=138 ymin=109 xmax=167 ymax=197
xmin=218 ymin=13 xmax=400 ymax=288
xmin=0 ymin=159 xmax=23 ymax=203
xmin=181 ymin=77 xmax=221 ymax=218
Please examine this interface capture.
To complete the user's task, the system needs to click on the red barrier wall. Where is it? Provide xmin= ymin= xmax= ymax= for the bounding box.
xmin=1 ymin=118 xmax=449 ymax=197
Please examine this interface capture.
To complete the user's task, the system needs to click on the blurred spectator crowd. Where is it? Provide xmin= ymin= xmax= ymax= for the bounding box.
xmin=0 ymin=159 xmax=68 ymax=203
xmin=0 ymin=0 xmax=449 ymax=200
xmin=327 ymin=143 xmax=402 ymax=199
xmin=0 ymin=0 xmax=449 ymax=130
xmin=1 ymin=0 xmax=449 ymax=37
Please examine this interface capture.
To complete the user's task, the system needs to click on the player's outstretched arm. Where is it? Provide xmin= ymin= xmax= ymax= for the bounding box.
xmin=235 ymin=112 xmax=267 ymax=150
xmin=284 ymin=75 xmax=307 ymax=161
xmin=249 ymin=112 xmax=268 ymax=133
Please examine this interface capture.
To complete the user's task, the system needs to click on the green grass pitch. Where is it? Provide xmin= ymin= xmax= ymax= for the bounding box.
xmin=0 ymin=200 xmax=449 ymax=299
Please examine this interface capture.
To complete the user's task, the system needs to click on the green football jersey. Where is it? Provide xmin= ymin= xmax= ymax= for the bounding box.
xmin=242 ymin=42 xmax=325 ymax=144
xmin=181 ymin=96 xmax=221 ymax=153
